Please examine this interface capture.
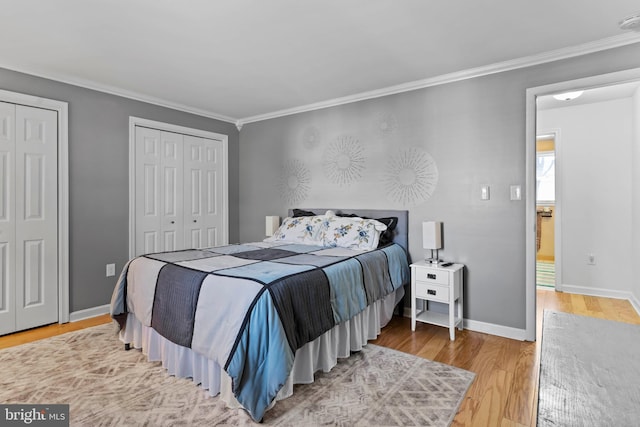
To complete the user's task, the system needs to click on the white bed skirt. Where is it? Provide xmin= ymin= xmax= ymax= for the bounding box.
xmin=119 ymin=287 xmax=404 ymax=410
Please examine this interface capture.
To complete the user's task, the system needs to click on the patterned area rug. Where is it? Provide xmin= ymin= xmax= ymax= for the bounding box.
xmin=536 ymin=261 xmax=555 ymax=287
xmin=538 ymin=311 xmax=640 ymax=426
xmin=0 ymin=324 xmax=474 ymax=426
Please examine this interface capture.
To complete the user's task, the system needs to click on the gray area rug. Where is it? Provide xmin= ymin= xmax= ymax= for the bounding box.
xmin=0 ymin=323 xmax=474 ymax=426
xmin=538 ymin=311 xmax=640 ymax=426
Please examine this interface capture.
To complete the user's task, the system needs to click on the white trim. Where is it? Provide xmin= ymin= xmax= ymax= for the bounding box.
xmin=128 ymin=117 xmax=229 ymax=259
xmin=559 ymin=284 xmax=635 ymax=301
xmin=0 ymin=89 xmax=69 ymax=325
xmin=69 ymin=304 xmax=110 ymax=322
xmin=462 ymin=319 xmax=527 ymax=341
xmin=2 ymin=34 xmax=640 ymax=127
xmin=239 ymin=33 xmax=640 ymax=125
xmin=525 ymin=89 xmax=538 ymax=341
xmin=630 ymin=293 xmax=640 ymax=316
xmin=525 ymin=67 xmax=640 ymax=342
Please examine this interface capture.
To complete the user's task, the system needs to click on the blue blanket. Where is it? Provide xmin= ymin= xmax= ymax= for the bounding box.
xmin=110 ymin=242 xmax=409 ymax=421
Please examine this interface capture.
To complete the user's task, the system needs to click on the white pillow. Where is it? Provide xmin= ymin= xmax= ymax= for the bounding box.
xmin=264 ymin=215 xmax=324 ymax=244
xmin=318 ymin=216 xmax=387 ymax=250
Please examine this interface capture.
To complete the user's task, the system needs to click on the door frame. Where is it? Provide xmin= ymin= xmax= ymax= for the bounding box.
xmin=0 ymin=89 xmax=69 ymax=324
xmin=525 ymin=67 xmax=640 ymax=341
xmin=128 ymin=116 xmax=229 ymax=258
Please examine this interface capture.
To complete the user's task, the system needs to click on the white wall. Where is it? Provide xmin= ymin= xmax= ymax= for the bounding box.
xmin=633 ymin=87 xmax=640 ymax=310
xmin=538 ymin=98 xmax=633 ymax=296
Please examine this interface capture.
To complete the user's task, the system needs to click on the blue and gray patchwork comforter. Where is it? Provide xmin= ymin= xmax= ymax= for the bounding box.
xmin=110 ymin=241 xmax=409 ymax=421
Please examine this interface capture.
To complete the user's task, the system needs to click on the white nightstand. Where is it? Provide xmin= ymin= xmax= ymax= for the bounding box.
xmin=410 ymin=260 xmax=464 ymax=340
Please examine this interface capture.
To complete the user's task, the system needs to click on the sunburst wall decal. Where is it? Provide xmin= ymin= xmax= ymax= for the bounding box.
xmin=384 ymin=147 xmax=438 ymax=206
xmin=302 ymin=126 xmax=321 ymax=149
xmin=322 ymin=135 xmax=365 ymax=186
xmin=373 ymin=112 xmax=398 ymax=138
xmin=280 ymin=159 xmax=311 ymax=204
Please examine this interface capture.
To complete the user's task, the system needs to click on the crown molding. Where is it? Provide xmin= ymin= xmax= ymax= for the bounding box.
xmin=238 ymin=32 xmax=640 ymax=126
xmin=2 ymin=32 xmax=640 ymax=130
xmin=0 ymin=63 xmax=239 ymax=125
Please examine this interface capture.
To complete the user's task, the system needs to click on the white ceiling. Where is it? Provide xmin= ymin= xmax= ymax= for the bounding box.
xmin=1 ymin=0 xmax=640 ymax=125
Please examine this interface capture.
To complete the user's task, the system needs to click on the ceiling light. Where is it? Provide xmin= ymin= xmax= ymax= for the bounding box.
xmin=553 ymin=91 xmax=584 ymax=101
xmin=619 ymin=12 xmax=640 ymax=32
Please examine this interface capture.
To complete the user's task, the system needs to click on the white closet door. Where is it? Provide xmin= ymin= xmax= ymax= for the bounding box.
xmin=135 ymin=127 xmax=184 ymax=255
xmin=159 ymin=131 xmax=184 ymax=251
xmin=0 ymin=102 xmax=16 ymax=335
xmin=183 ymin=135 xmax=224 ymax=249
xmin=135 ymin=126 xmax=161 ymax=255
xmin=15 ymin=105 xmax=58 ymax=331
xmin=134 ymin=122 xmax=227 ymax=256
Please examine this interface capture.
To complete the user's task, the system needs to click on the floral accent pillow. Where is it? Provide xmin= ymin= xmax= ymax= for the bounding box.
xmin=264 ymin=215 xmax=324 ymax=244
xmin=318 ymin=216 xmax=387 ymax=250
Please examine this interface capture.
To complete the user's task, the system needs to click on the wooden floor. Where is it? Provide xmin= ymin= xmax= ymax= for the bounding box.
xmin=1 ymin=289 xmax=639 ymax=426
xmin=0 ymin=313 xmax=111 ymax=350
xmin=373 ymin=289 xmax=640 ymax=427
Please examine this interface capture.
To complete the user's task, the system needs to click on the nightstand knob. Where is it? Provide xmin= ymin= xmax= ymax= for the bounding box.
xmin=428 ymin=289 xmax=436 ymax=296
xmin=427 ymin=273 xmax=436 ymax=280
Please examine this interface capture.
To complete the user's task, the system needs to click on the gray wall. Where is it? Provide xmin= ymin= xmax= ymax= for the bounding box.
xmin=239 ymin=43 xmax=640 ymax=331
xmin=0 ymin=67 xmax=240 ymax=313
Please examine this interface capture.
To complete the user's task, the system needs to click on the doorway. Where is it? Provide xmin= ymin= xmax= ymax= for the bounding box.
xmin=535 ymin=133 xmax=556 ymax=289
xmin=525 ymin=67 xmax=640 ymax=341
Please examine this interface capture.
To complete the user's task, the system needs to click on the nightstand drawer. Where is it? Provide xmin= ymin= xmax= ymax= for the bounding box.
xmin=415 ymin=281 xmax=449 ymax=302
xmin=413 ymin=268 xmax=449 ymax=285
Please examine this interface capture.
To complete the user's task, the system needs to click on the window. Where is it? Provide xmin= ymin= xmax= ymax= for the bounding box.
xmin=536 ymin=151 xmax=555 ymax=205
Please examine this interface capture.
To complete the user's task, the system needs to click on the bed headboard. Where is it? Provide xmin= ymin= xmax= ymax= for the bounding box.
xmin=287 ymin=208 xmax=409 ymax=253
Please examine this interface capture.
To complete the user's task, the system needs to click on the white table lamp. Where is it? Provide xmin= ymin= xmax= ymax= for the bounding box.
xmin=265 ymin=216 xmax=280 ymax=237
xmin=422 ymin=221 xmax=442 ymax=264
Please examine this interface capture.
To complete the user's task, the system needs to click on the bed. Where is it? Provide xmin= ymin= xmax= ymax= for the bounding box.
xmin=110 ymin=208 xmax=410 ymax=422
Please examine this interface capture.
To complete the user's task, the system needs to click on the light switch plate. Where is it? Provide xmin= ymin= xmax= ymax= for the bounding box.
xmin=481 ymin=185 xmax=490 ymax=200
xmin=510 ymin=185 xmax=522 ymax=200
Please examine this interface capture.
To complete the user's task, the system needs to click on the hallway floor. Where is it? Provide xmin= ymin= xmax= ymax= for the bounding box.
xmin=536 ymin=260 xmax=555 ymax=288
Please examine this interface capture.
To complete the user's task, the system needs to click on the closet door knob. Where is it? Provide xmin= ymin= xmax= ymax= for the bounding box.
xmin=193 ymin=220 xmax=197 ymax=223
xmin=170 ymin=221 xmax=175 ymax=224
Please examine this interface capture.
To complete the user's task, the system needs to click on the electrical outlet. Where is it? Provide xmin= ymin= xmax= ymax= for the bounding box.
xmin=106 ymin=263 xmax=116 ymax=277
xmin=587 ymin=254 xmax=596 ymax=265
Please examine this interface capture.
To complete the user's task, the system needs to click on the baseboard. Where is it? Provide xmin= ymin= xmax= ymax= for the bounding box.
xmin=402 ymin=307 xmax=527 ymax=341
xmin=69 ymin=304 xmax=110 ymax=322
xmin=628 ymin=293 xmax=640 ymax=316
xmin=559 ymin=284 xmax=633 ymax=301
xmin=462 ymin=319 xmax=527 ymax=341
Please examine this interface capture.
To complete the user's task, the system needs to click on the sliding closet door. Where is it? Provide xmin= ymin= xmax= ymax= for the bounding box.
xmin=0 ymin=102 xmax=58 ymax=335
xmin=183 ymin=135 xmax=224 ymax=249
